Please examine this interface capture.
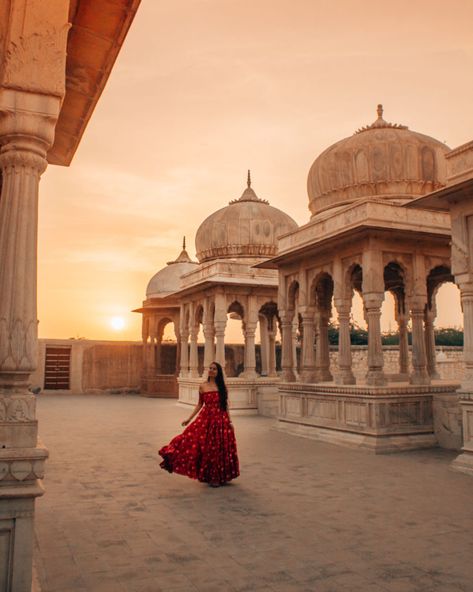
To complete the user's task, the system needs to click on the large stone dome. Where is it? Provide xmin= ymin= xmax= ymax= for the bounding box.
xmin=307 ymin=105 xmax=450 ymax=218
xmin=195 ymin=174 xmax=298 ymax=263
xmin=146 ymin=241 xmax=198 ymax=298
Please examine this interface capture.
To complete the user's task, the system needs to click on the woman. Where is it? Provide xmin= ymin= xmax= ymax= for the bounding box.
xmin=159 ymin=362 xmax=239 ymax=487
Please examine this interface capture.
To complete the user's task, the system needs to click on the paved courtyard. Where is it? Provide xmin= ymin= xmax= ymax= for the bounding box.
xmin=34 ymin=394 xmax=473 ymax=592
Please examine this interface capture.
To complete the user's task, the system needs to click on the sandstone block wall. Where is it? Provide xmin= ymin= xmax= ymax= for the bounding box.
xmin=32 ymin=340 xmax=464 ymax=393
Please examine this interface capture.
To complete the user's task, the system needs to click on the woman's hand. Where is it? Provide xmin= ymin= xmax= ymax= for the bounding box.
xmin=181 ymin=419 xmax=190 ymax=427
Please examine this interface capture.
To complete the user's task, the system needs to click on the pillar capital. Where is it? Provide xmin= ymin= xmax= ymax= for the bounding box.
xmin=363 ymin=292 xmax=384 ymax=310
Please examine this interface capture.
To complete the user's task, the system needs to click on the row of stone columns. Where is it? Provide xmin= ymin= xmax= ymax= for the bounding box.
xmin=281 ymin=292 xmax=442 ymax=386
xmin=179 ymin=301 xmax=278 ymax=378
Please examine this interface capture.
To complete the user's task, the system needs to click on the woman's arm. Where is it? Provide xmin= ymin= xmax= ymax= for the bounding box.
xmin=181 ymin=388 xmax=204 ymax=427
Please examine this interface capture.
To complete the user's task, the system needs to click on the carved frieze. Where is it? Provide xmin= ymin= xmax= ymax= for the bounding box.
xmin=0 ymin=395 xmax=36 ymax=422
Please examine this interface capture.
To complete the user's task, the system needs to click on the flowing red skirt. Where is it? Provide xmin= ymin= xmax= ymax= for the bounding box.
xmin=159 ymin=391 xmax=240 ymax=485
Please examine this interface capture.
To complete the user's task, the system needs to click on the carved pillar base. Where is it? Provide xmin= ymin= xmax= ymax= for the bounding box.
xmin=335 ymin=371 xmax=356 ymax=385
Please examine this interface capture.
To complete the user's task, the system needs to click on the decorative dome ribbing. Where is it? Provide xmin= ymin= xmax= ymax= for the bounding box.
xmin=195 ymin=172 xmax=298 ymax=263
xmin=307 ymin=105 xmax=450 ymax=217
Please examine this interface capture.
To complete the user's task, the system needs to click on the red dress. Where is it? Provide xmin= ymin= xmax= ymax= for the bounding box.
xmin=159 ymin=391 xmax=240 ymax=485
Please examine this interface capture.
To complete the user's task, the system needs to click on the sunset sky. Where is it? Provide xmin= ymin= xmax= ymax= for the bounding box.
xmin=39 ymin=0 xmax=473 ymax=341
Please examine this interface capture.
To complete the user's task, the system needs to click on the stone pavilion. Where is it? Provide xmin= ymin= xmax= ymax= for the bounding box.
xmin=137 ymin=173 xmax=298 ymax=414
xmin=257 ymin=106 xmax=464 ymax=454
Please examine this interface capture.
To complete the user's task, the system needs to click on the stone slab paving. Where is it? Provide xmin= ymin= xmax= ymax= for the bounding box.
xmin=34 ymin=394 xmax=473 ymax=592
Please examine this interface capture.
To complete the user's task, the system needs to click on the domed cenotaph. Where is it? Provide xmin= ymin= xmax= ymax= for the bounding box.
xmin=257 ymin=105 xmax=461 ymax=452
xmin=137 ymin=173 xmax=298 ymax=413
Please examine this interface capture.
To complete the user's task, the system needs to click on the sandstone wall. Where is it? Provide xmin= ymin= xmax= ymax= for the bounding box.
xmin=32 ymin=339 xmax=464 ymax=394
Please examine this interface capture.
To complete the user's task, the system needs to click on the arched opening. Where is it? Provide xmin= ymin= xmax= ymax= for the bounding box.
xmin=427 ymin=265 xmax=461 ymax=380
xmin=227 ymin=301 xmax=245 ymax=376
xmin=157 ymin=317 xmax=178 ymax=375
xmin=259 ymin=301 xmax=279 ymax=377
xmin=383 ymin=262 xmax=408 ymax=380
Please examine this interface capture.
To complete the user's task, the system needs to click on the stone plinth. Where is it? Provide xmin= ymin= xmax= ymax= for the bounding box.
xmin=178 ymin=376 xmax=280 ymax=416
xmin=277 ymin=382 xmax=459 ymax=453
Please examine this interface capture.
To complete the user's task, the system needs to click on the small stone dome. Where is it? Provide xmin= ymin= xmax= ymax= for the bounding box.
xmin=195 ymin=173 xmax=298 ymax=263
xmin=307 ymin=105 xmax=450 ymax=217
xmin=146 ymin=239 xmax=198 ymax=298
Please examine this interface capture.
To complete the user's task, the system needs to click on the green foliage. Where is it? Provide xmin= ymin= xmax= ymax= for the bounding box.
xmin=326 ymin=323 xmax=463 ymax=346
xmin=434 ymin=327 xmax=463 ymax=346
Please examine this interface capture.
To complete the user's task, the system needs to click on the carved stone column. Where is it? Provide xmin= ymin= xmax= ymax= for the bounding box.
xmin=424 ymin=308 xmax=440 ymax=380
xmin=334 ymin=301 xmax=355 ymax=385
xmin=259 ymin=315 xmax=269 ymax=376
xmin=173 ymin=322 xmax=180 ymax=376
xmin=203 ymin=323 xmax=215 ymax=373
xmin=292 ymin=321 xmax=299 ymax=378
xmin=280 ymin=315 xmax=296 ymax=382
xmin=409 ymin=299 xmax=430 ymax=385
xmin=0 ymin=111 xmax=61 ymax=590
xmin=299 ymin=308 xmax=316 ymax=383
xmin=188 ymin=326 xmax=199 ymax=378
xmin=397 ymin=313 xmax=409 ymax=376
xmin=141 ymin=315 xmax=149 ymax=382
xmin=314 ymin=311 xmax=333 ymax=382
xmin=268 ymin=320 xmax=278 ymax=377
xmin=364 ymin=293 xmax=386 ymax=386
xmin=242 ymin=322 xmax=258 ymax=378
xmin=214 ymin=290 xmax=227 ymax=368
xmin=179 ymin=330 xmax=190 ymax=377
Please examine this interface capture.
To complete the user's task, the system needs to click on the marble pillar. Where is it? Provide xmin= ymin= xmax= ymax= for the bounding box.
xmin=314 ymin=311 xmax=333 ymax=382
xmin=424 ymin=308 xmax=440 ymax=380
xmin=335 ymin=301 xmax=355 ymax=385
xmin=280 ymin=316 xmax=296 ymax=382
xmin=0 ymin=97 xmax=63 ymax=591
xmin=292 ymin=320 xmax=299 ymax=377
xmin=409 ymin=299 xmax=430 ymax=385
xmin=214 ymin=290 xmax=227 ymax=368
xmin=179 ymin=330 xmax=189 ymax=377
xmin=268 ymin=321 xmax=278 ymax=377
xmin=299 ymin=309 xmax=316 ymax=383
xmin=188 ymin=327 xmax=199 ymax=378
xmin=203 ymin=323 xmax=215 ymax=372
xmin=364 ymin=294 xmax=386 ymax=386
xmin=242 ymin=322 xmax=258 ymax=378
xmin=397 ymin=314 xmax=409 ymax=376
xmin=259 ymin=315 xmax=269 ymax=377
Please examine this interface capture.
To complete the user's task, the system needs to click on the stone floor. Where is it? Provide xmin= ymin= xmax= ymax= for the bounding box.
xmin=34 ymin=394 xmax=473 ymax=592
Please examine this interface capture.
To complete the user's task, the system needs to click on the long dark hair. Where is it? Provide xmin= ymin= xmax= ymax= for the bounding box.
xmin=208 ymin=361 xmax=228 ymax=410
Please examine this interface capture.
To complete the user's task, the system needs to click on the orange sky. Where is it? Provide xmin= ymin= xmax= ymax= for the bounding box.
xmin=38 ymin=0 xmax=473 ymax=341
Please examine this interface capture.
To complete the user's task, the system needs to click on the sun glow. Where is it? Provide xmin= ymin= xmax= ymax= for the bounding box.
xmin=110 ymin=316 xmax=126 ymax=331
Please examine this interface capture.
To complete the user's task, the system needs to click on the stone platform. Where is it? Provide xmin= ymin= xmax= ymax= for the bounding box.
xmin=277 ymin=381 xmax=461 ymax=453
xmin=33 ymin=394 xmax=473 ymax=592
xmin=178 ymin=376 xmax=280 ymax=416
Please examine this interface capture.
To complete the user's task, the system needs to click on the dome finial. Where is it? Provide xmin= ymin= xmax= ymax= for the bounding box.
xmin=183 ymin=235 xmax=186 ymax=250
xmin=377 ymin=104 xmax=383 ymax=119
xmin=247 ymin=169 xmax=251 ymax=188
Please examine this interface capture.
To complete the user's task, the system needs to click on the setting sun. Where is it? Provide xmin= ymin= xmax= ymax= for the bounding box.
xmin=110 ymin=316 xmax=126 ymax=331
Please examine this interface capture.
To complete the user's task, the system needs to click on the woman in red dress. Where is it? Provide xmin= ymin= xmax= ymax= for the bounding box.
xmin=159 ymin=362 xmax=240 ymax=487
